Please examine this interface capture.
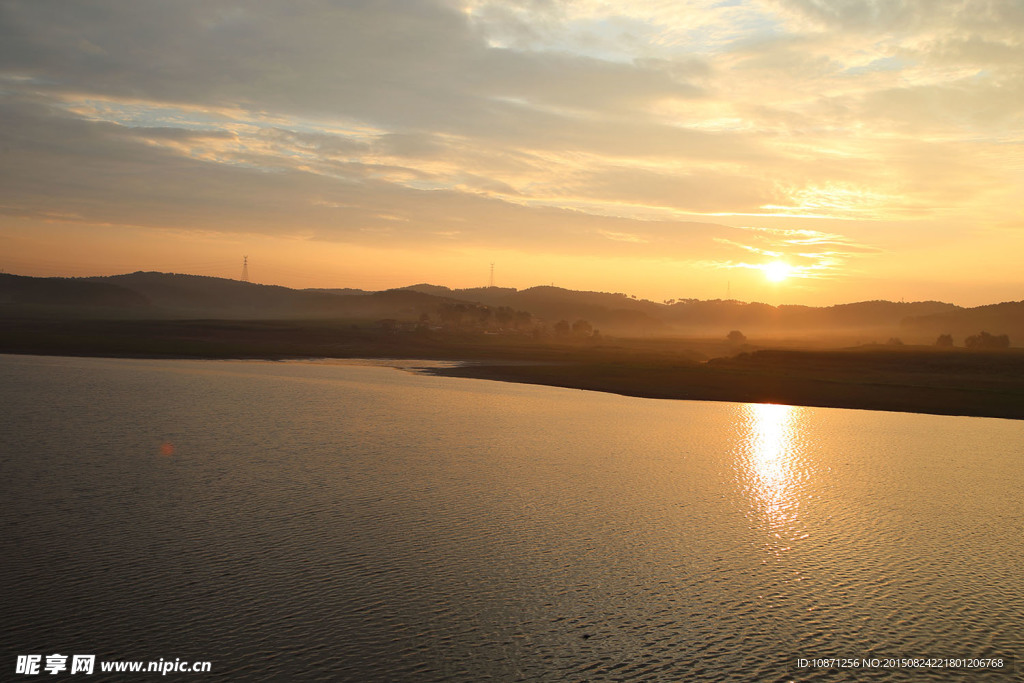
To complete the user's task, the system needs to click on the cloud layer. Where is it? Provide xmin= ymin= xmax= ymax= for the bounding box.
xmin=1 ymin=0 xmax=1022 ymax=301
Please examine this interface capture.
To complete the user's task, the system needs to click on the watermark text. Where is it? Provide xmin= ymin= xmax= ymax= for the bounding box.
xmin=16 ymin=655 xmax=211 ymax=676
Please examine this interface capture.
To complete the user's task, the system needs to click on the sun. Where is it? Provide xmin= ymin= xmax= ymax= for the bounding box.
xmin=763 ymin=261 xmax=793 ymax=283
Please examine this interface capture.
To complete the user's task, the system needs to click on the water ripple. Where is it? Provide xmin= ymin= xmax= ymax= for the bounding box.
xmin=1 ymin=355 xmax=1021 ymax=681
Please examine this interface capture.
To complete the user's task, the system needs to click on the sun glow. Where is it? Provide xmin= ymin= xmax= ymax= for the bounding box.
xmin=762 ymin=261 xmax=793 ymax=282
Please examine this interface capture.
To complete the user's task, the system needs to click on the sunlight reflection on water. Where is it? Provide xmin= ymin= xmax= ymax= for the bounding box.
xmin=734 ymin=403 xmax=811 ymax=556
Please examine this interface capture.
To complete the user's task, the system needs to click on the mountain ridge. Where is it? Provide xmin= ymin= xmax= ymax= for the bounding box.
xmin=1 ymin=271 xmax=1020 ymax=343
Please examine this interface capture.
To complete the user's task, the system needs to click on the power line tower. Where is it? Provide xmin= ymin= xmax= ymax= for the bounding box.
xmin=241 ymin=255 xmax=249 ymax=283
xmin=489 ymin=262 xmax=495 ymax=288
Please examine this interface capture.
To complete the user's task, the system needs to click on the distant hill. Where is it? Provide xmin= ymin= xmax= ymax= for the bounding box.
xmin=0 ymin=273 xmax=150 ymax=312
xmin=397 ymin=284 xmax=966 ymax=337
xmin=89 ymin=272 xmax=476 ymax=320
xmin=402 ymin=284 xmax=664 ymax=334
xmin=902 ymin=301 xmax=1024 ymax=343
xmin=658 ymin=299 xmax=959 ymax=335
xmin=91 ymin=272 xmax=342 ymax=315
xmin=401 ymin=284 xmax=964 ymax=338
xmin=402 ymin=283 xmax=467 ymax=297
xmin=806 ymin=300 xmax=959 ymax=328
xmin=2 ymin=272 xmax=1020 ymax=346
xmin=304 ymin=287 xmax=373 ymax=296
xmin=0 ymin=272 xmax=461 ymax=321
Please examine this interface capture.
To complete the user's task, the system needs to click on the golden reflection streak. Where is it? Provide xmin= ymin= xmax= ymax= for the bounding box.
xmin=734 ymin=403 xmax=807 ymax=551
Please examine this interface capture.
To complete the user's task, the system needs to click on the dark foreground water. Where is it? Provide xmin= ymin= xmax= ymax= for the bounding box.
xmin=2 ymin=354 xmax=1021 ymax=681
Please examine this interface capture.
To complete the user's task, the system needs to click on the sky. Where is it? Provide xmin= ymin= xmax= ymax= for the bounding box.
xmin=1 ymin=0 xmax=1022 ymax=306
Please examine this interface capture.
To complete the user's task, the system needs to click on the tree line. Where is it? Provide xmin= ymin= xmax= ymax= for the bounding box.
xmin=937 ymin=331 xmax=1010 ymax=349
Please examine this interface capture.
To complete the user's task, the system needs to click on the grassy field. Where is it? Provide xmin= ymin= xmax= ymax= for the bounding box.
xmin=436 ymin=348 xmax=1024 ymax=420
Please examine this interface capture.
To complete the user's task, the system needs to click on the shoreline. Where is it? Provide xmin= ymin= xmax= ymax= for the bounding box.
xmin=6 ymin=348 xmax=1023 ymax=421
xmin=4 ymin=315 xmax=1023 ymax=421
xmin=420 ymin=360 xmax=1024 ymax=422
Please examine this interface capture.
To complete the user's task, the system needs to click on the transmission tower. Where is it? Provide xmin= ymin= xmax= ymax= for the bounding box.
xmin=241 ymin=255 xmax=249 ymax=283
xmin=489 ymin=262 xmax=495 ymax=288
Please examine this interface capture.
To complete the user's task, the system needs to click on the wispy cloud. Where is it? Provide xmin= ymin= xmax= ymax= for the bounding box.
xmin=1 ymin=0 xmax=1022 ymax=303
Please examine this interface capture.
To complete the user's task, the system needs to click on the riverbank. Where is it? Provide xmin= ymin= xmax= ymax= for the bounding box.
xmin=3 ymin=316 xmax=1023 ymax=420
xmin=425 ymin=355 xmax=1024 ymax=420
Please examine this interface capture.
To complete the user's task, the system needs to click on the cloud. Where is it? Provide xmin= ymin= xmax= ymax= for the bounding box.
xmin=571 ymin=166 xmax=782 ymax=214
xmin=0 ymin=94 xmax=876 ymax=284
xmin=0 ymin=93 xmax=786 ymax=263
xmin=0 ymin=0 xmax=707 ymax=128
xmin=772 ymin=0 xmax=1024 ymax=34
xmin=707 ymin=224 xmax=878 ymax=278
xmin=2 ymin=0 xmax=1022 ymax=301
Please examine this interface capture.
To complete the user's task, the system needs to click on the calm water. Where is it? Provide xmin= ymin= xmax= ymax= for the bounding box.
xmin=2 ymin=354 xmax=1021 ymax=681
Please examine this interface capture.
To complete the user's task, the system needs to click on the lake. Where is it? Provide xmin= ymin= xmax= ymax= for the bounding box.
xmin=2 ymin=354 xmax=1021 ymax=681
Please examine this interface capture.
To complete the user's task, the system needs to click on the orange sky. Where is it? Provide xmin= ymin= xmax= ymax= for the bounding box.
xmin=2 ymin=0 xmax=1022 ymax=306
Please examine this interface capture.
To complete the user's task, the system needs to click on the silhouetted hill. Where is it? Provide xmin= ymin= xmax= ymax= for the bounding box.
xmin=826 ymin=300 xmax=957 ymax=325
xmin=661 ymin=299 xmax=958 ymax=336
xmin=1 ymin=272 xmax=464 ymax=321
xmin=902 ymin=301 xmax=1024 ymax=343
xmin=103 ymin=272 xmax=483 ymax=319
xmin=403 ymin=284 xmax=665 ymax=334
xmin=304 ymin=288 xmax=372 ymax=296
xmin=401 ymin=284 xmax=964 ymax=337
xmin=664 ymin=300 xmax=780 ymax=330
xmin=661 ymin=299 xmax=959 ymax=332
xmin=2 ymin=272 xmax=1019 ymax=346
xmin=489 ymin=287 xmax=664 ymax=333
xmin=0 ymin=273 xmax=150 ymax=313
xmin=87 ymin=272 xmax=375 ymax=317
xmin=403 ymin=283 xmax=466 ymax=297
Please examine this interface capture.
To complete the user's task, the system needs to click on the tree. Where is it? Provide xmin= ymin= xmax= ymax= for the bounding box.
xmin=438 ymin=303 xmax=468 ymax=328
xmin=887 ymin=337 xmax=904 ymax=346
xmin=727 ymin=330 xmax=747 ymax=344
xmin=572 ymin=319 xmax=593 ymax=337
xmin=554 ymin=319 xmax=571 ymax=336
xmin=965 ymin=331 xmax=1010 ymax=350
xmin=935 ymin=333 xmax=954 ymax=347
xmin=494 ymin=306 xmax=515 ymax=329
